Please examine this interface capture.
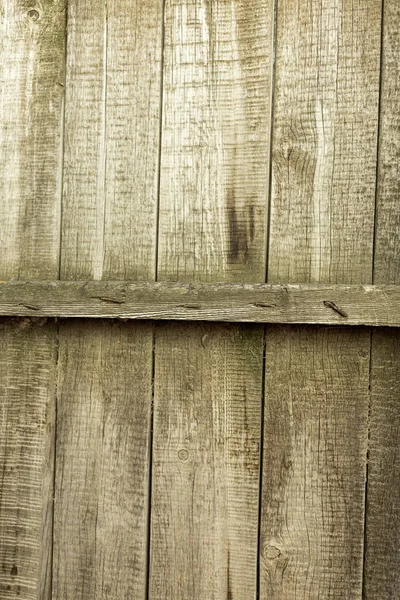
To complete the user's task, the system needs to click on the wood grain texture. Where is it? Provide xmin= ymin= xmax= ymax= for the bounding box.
xmin=364 ymin=330 xmax=400 ymax=599
xmin=0 ymin=319 xmax=57 ymax=600
xmin=261 ymin=326 xmax=370 ymax=599
xmin=150 ymin=322 xmax=264 ymax=599
xmin=364 ymin=1 xmax=400 ymax=596
xmin=53 ymin=321 xmax=153 ymax=600
xmin=54 ymin=1 xmax=162 ymax=595
xmin=374 ymin=0 xmax=400 ymax=284
xmin=0 ymin=0 xmax=66 ymax=279
xmin=262 ymin=0 xmax=382 ymax=597
xmin=158 ymin=0 xmax=274 ymax=282
xmin=0 ymin=2 xmax=65 ymax=598
xmin=1 ymin=281 xmax=400 ymax=326
xmin=268 ymin=0 xmax=381 ymax=284
xmin=60 ymin=0 xmax=163 ymax=280
xmin=151 ymin=1 xmax=274 ymax=597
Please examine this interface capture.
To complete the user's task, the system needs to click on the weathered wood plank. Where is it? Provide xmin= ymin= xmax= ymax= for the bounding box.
xmin=0 ymin=0 xmax=66 ymax=279
xmin=157 ymin=0 xmax=273 ymax=283
xmin=151 ymin=0 xmax=274 ymax=598
xmin=60 ymin=0 xmax=163 ymax=280
xmin=373 ymin=0 xmax=400 ymax=285
xmin=54 ymin=1 xmax=163 ymax=597
xmin=268 ymin=0 xmax=381 ymax=285
xmin=53 ymin=321 xmax=153 ymax=600
xmin=0 ymin=320 xmax=58 ymax=600
xmin=0 ymin=2 xmax=65 ymax=598
xmin=261 ymin=326 xmax=370 ymax=599
xmin=261 ymin=0 xmax=382 ymax=597
xmin=151 ymin=322 xmax=264 ymax=598
xmin=364 ymin=1 xmax=400 ymax=596
xmin=0 ymin=282 xmax=400 ymax=326
xmin=364 ymin=330 xmax=400 ymax=598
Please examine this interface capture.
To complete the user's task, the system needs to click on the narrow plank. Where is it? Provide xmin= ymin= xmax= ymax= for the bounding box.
xmin=60 ymin=0 xmax=163 ymax=280
xmin=364 ymin=1 xmax=400 ymax=596
xmin=1 ymin=282 xmax=400 ymax=327
xmin=151 ymin=322 xmax=264 ymax=598
xmin=53 ymin=321 xmax=153 ymax=600
xmin=54 ymin=1 xmax=163 ymax=596
xmin=261 ymin=0 xmax=382 ymax=597
xmin=364 ymin=330 xmax=400 ymax=598
xmin=261 ymin=326 xmax=370 ymax=599
xmin=151 ymin=0 xmax=274 ymax=597
xmin=373 ymin=0 xmax=400 ymax=284
xmin=0 ymin=319 xmax=58 ymax=600
xmin=0 ymin=2 xmax=65 ymax=598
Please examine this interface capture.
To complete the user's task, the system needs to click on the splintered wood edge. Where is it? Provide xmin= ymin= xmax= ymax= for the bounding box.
xmin=0 ymin=281 xmax=398 ymax=326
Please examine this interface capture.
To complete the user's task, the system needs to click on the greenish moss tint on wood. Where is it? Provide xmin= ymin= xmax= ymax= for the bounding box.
xmin=0 ymin=0 xmax=399 ymax=599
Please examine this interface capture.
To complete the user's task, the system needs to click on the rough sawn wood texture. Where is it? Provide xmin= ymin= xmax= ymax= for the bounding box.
xmin=0 ymin=0 xmax=399 ymax=599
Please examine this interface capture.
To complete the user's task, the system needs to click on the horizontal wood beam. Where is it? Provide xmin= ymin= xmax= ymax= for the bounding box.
xmin=0 ymin=281 xmax=399 ymax=327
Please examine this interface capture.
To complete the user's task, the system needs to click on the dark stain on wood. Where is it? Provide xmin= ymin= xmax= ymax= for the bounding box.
xmin=227 ymin=545 xmax=233 ymax=600
xmin=227 ymin=188 xmax=249 ymax=264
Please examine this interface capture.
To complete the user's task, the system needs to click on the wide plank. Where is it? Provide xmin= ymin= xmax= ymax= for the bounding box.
xmin=364 ymin=0 xmax=400 ymax=596
xmin=157 ymin=0 xmax=274 ymax=283
xmin=151 ymin=0 xmax=275 ymax=598
xmin=60 ymin=0 xmax=163 ymax=281
xmin=53 ymin=0 xmax=163 ymax=596
xmin=0 ymin=2 xmax=66 ymax=598
xmin=261 ymin=0 xmax=382 ymax=597
xmin=261 ymin=326 xmax=370 ymax=599
xmin=151 ymin=322 xmax=264 ymax=598
xmin=53 ymin=321 xmax=153 ymax=599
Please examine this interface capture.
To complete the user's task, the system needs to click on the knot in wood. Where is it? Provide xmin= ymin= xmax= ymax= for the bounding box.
xmin=178 ymin=449 xmax=189 ymax=462
xmin=28 ymin=9 xmax=40 ymax=21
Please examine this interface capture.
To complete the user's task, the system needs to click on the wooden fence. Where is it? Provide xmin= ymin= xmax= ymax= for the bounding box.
xmin=0 ymin=0 xmax=399 ymax=598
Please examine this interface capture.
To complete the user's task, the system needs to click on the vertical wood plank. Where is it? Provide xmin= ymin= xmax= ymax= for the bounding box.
xmin=151 ymin=1 xmax=274 ymax=598
xmin=268 ymin=0 xmax=381 ymax=284
xmin=53 ymin=321 xmax=153 ymax=600
xmin=261 ymin=326 xmax=370 ymax=599
xmin=0 ymin=2 xmax=65 ymax=598
xmin=0 ymin=320 xmax=58 ymax=600
xmin=261 ymin=0 xmax=382 ymax=597
xmin=365 ymin=330 xmax=400 ymax=598
xmin=151 ymin=323 xmax=264 ymax=599
xmin=54 ymin=1 xmax=163 ymax=597
xmin=0 ymin=0 xmax=65 ymax=279
xmin=60 ymin=0 xmax=163 ymax=281
xmin=157 ymin=0 xmax=273 ymax=283
xmin=364 ymin=1 xmax=400 ymax=596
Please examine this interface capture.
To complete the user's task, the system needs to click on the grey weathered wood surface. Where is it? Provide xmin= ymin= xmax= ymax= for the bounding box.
xmin=60 ymin=0 xmax=163 ymax=281
xmin=53 ymin=321 xmax=153 ymax=600
xmin=0 ymin=321 xmax=58 ymax=600
xmin=0 ymin=0 xmax=399 ymax=598
xmin=0 ymin=281 xmax=400 ymax=326
xmin=0 ymin=2 xmax=65 ymax=598
xmin=52 ymin=1 xmax=163 ymax=598
xmin=150 ymin=1 xmax=274 ymax=598
xmin=0 ymin=1 xmax=65 ymax=279
xmin=157 ymin=0 xmax=273 ymax=283
xmin=151 ymin=322 xmax=264 ymax=598
xmin=260 ymin=0 xmax=382 ymax=597
xmin=364 ymin=0 xmax=400 ymax=596
xmin=261 ymin=326 xmax=370 ymax=599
